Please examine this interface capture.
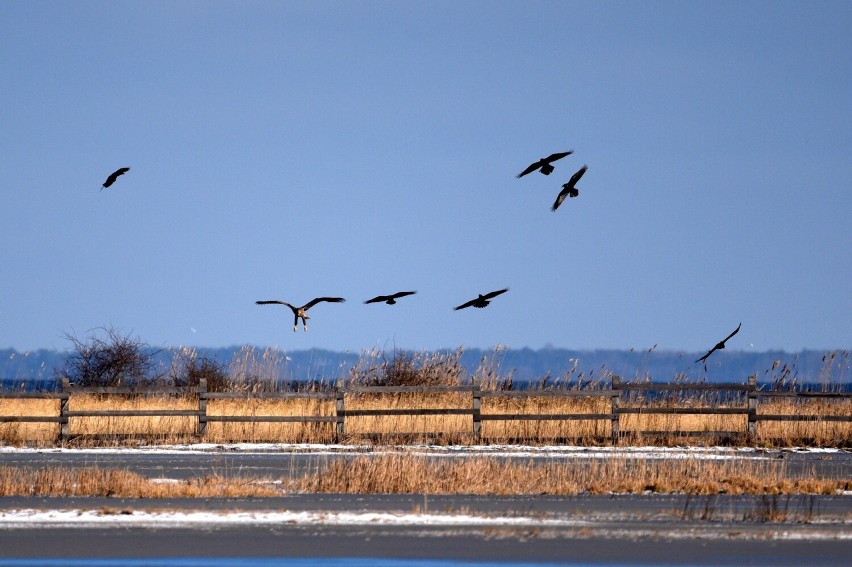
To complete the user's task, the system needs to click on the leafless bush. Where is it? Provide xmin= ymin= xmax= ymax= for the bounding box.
xmin=169 ymin=348 xmax=230 ymax=392
xmin=58 ymin=328 xmax=158 ymax=387
xmin=350 ymin=348 xmax=466 ymax=387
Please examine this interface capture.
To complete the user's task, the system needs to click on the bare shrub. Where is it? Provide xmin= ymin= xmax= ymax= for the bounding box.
xmin=59 ymin=327 xmax=158 ymax=387
xmin=350 ymin=348 xmax=466 ymax=387
xmin=169 ymin=347 xmax=230 ymax=392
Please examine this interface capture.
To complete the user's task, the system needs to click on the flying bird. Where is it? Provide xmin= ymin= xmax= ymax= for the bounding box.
xmin=101 ymin=167 xmax=130 ymax=190
xmin=255 ymin=297 xmax=345 ymax=332
xmin=516 ymin=151 xmax=573 ymax=178
xmin=551 ymin=165 xmax=588 ymax=211
xmin=364 ymin=291 xmax=417 ymax=305
xmin=695 ymin=322 xmax=742 ymax=365
xmin=453 ymin=288 xmax=509 ymax=310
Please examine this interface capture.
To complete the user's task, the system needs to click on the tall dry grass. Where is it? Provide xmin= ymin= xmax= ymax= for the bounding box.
xmin=1 ymin=453 xmax=847 ymax=498
xmin=0 ymin=398 xmax=58 ymax=443
xmin=1 ymin=347 xmax=850 ymax=447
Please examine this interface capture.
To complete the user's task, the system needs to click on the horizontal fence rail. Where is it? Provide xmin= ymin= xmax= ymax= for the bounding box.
xmin=0 ymin=375 xmax=850 ymax=443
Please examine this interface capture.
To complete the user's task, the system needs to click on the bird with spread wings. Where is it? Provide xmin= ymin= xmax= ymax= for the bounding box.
xmin=516 ymin=151 xmax=573 ymax=178
xmin=453 ymin=288 xmax=509 ymax=310
xmin=551 ymin=165 xmax=588 ymax=211
xmin=255 ymin=297 xmax=345 ymax=332
xmin=364 ymin=291 xmax=417 ymax=305
xmin=695 ymin=323 xmax=742 ymax=366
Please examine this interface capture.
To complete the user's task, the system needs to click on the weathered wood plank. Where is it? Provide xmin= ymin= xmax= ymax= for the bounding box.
xmin=755 ymin=391 xmax=852 ymax=399
xmin=65 ymin=387 xmax=202 ymax=395
xmin=480 ymin=413 xmax=615 ymax=421
xmin=202 ymin=415 xmax=340 ymax=423
xmin=0 ymin=392 xmax=67 ymax=399
xmin=63 ymin=410 xmax=203 ymax=417
xmin=202 ymin=392 xmax=334 ymax=400
xmin=340 ymin=408 xmax=473 ymax=417
xmin=617 ymin=408 xmax=749 ymax=415
xmin=0 ymin=416 xmax=63 ymax=423
xmin=481 ymin=390 xmax=613 ymax=398
xmin=614 ymin=383 xmax=750 ymax=392
xmin=343 ymin=385 xmax=478 ymax=394
xmin=754 ymin=414 xmax=852 ymax=422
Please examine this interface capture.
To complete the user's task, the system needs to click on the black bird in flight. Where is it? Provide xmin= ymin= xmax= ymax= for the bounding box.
xmin=454 ymin=288 xmax=509 ymax=310
xmin=516 ymin=151 xmax=573 ymax=178
xmin=551 ymin=165 xmax=588 ymax=211
xmin=255 ymin=297 xmax=345 ymax=332
xmin=695 ymin=322 xmax=742 ymax=365
xmin=101 ymin=167 xmax=130 ymax=190
xmin=364 ymin=291 xmax=417 ymax=305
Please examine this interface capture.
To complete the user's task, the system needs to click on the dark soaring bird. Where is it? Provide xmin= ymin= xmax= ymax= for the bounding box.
xmin=364 ymin=291 xmax=417 ymax=305
xmin=453 ymin=288 xmax=509 ymax=310
xmin=695 ymin=322 xmax=742 ymax=365
xmin=516 ymin=151 xmax=573 ymax=178
xmin=101 ymin=167 xmax=130 ymax=190
xmin=551 ymin=165 xmax=588 ymax=211
xmin=255 ymin=297 xmax=345 ymax=332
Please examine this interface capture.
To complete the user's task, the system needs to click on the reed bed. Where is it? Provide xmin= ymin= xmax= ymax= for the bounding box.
xmin=344 ymin=391 xmax=471 ymax=443
xmin=67 ymin=394 xmax=197 ymax=437
xmin=1 ymin=347 xmax=850 ymax=446
xmin=480 ymin=395 xmax=610 ymax=442
xmin=0 ymin=398 xmax=58 ymax=443
xmin=0 ymin=467 xmax=279 ymax=498
xmin=296 ymin=453 xmax=848 ymax=496
xmin=1 ymin=453 xmax=847 ymax=498
xmin=205 ymin=397 xmax=335 ymax=443
xmin=1 ymin=393 xmax=851 ymax=446
xmin=755 ymin=397 xmax=852 ymax=446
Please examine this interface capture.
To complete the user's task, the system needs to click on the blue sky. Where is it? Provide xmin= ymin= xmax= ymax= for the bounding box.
xmin=1 ymin=1 xmax=850 ymax=355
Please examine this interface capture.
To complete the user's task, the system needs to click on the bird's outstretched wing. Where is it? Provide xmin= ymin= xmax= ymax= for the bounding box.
xmin=695 ymin=348 xmax=716 ymax=364
xmin=566 ymin=164 xmax=588 ymax=187
xmin=516 ymin=162 xmax=541 ymax=179
xmin=544 ymin=151 xmax=573 ymax=164
xmin=256 ymin=300 xmax=296 ymax=310
xmin=722 ymin=322 xmax=742 ymax=344
xmin=102 ymin=167 xmax=130 ymax=189
xmin=453 ymin=298 xmax=477 ymax=311
xmin=303 ymin=297 xmax=346 ymax=310
xmin=551 ymin=190 xmax=571 ymax=212
xmin=391 ymin=291 xmax=416 ymax=299
xmin=364 ymin=295 xmax=389 ymax=304
xmin=482 ymin=288 xmax=509 ymax=300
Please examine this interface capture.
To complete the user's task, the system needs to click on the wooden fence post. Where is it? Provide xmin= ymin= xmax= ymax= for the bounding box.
xmin=610 ymin=375 xmax=621 ymax=445
xmin=472 ymin=383 xmax=482 ymax=442
xmin=59 ymin=378 xmax=70 ymax=442
xmin=747 ymin=374 xmax=757 ymax=438
xmin=196 ymin=379 xmax=208 ymax=437
xmin=335 ymin=379 xmax=345 ymax=441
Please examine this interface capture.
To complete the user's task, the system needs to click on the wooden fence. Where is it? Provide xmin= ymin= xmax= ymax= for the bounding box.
xmin=1 ymin=375 xmax=850 ymax=443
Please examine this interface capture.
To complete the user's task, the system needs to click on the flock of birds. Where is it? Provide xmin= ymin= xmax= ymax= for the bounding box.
xmin=100 ymin=153 xmax=740 ymax=367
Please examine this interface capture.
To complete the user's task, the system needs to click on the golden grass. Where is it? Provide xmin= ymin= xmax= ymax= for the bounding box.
xmin=0 ymin=467 xmax=279 ymax=498
xmin=68 ymin=394 xmax=197 ymax=437
xmin=1 ymin=452 xmax=847 ymax=498
xmin=755 ymin=398 xmax=852 ymax=446
xmin=205 ymin=398 xmax=335 ymax=443
xmin=480 ymin=395 xmax=610 ymax=442
xmin=296 ymin=453 xmax=848 ymax=496
xmin=1 ymin=392 xmax=850 ymax=447
xmin=0 ymin=398 xmax=59 ymax=443
xmin=343 ymin=392 xmax=471 ymax=443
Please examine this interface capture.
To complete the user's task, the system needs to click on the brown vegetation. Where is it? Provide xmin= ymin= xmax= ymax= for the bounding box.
xmin=1 ymin=453 xmax=847 ymax=498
